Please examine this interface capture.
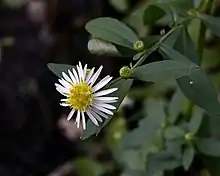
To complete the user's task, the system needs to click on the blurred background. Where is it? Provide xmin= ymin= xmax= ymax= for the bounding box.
xmin=1 ymin=0 xmax=220 ymax=175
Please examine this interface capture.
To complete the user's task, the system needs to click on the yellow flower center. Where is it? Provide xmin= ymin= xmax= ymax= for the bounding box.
xmin=68 ymin=82 xmax=93 ymax=111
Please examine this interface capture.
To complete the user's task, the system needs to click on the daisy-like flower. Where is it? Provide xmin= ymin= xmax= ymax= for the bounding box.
xmin=55 ymin=62 xmax=118 ymax=130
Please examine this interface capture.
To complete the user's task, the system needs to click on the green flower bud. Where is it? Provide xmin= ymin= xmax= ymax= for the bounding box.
xmin=185 ymin=133 xmax=196 ymax=142
xmin=113 ymin=132 xmax=122 ymax=140
xmin=133 ymin=40 xmax=145 ymax=51
xmin=119 ymin=66 xmax=133 ymax=79
xmin=187 ymin=9 xmax=199 ymax=18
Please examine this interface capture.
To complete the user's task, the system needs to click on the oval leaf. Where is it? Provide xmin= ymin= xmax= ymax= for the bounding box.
xmin=196 ymin=138 xmax=220 ymax=157
xmin=143 ymin=5 xmax=166 ymax=25
xmin=133 ymin=60 xmax=197 ymax=83
xmin=189 ymin=106 xmax=204 ymax=134
xmin=182 ymin=144 xmax=195 ymax=170
xmin=164 ymin=126 xmax=185 ymax=140
xmin=47 ymin=63 xmax=75 ymax=78
xmin=85 ymin=17 xmax=139 ymax=48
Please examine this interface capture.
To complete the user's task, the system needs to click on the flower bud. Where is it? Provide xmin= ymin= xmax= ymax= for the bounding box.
xmin=133 ymin=40 xmax=145 ymax=52
xmin=119 ymin=66 xmax=133 ymax=79
xmin=185 ymin=133 xmax=195 ymax=142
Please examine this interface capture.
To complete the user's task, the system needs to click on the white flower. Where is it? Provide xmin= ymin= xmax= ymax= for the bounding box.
xmin=55 ymin=62 xmax=118 ymax=130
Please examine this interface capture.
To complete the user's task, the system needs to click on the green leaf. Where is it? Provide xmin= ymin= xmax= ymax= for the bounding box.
xmin=164 ymin=126 xmax=185 ymax=140
xmin=162 ymin=27 xmax=181 ymax=47
xmin=182 ymin=144 xmax=195 ymax=170
xmin=168 ymin=89 xmax=186 ymax=124
xmin=85 ymin=17 xmax=139 ymax=48
xmin=133 ymin=60 xmax=197 ymax=83
xmin=160 ymin=44 xmax=220 ymax=115
xmin=142 ymin=35 xmax=160 ymax=48
xmin=174 ymin=26 xmax=200 ymax=65
xmin=47 ymin=63 xmax=75 ymax=78
xmin=146 ymin=150 xmax=181 ymax=175
xmin=199 ymin=14 xmax=220 ymax=37
xmin=169 ymin=0 xmax=194 ymax=17
xmin=82 ymin=79 xmax=133 ymax=139
xmin=143 ymin=5 xmax=166 ymax=25
xmin=88 ymin=38 xmax=120 ymax=56
xmin=196 ymin=138 xmax=220 ymax=157
xmin=177 ymin=69 xmax=220 ymax=115
xmin=160 ymin=44 xmax=198 ymax=66
xmin=189 ymin=106 xmax=204 ymax=134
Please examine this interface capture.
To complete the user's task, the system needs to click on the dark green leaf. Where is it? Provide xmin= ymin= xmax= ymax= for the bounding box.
xmin=182 ymin=144 xmax=195 ymax=170
xmin=162 ymin=27 xmax=181 ymax=47
xmin=146 ymin=150 xmax=181 ymax=175
xmin=82 ymin=79 xmax=133 ymax=139
xmin=199 ymin=14 xmax=220 ymax=37
xmin=85 ymin=17 xmax=139 ymax=48
xmin=189 ymin=106 xmax=204 ymax=134
xmin=160 ymin=44 xmax=198 ymax=66
xmin=143 ymin=5 xmax=166 ymax=25
xmin=164 ymin=126 xmax=185 ymax=140
xmin=47 ymin=63 xmax=75 ymax=78
xmin=174 ymin=26 xmax=200 ymax=65
xmin=160 ymin=44 xmax=220 ymax=115
xmin=196 ymin=138 xmax=220 ymax=156
xmin=177 ymin=69 xmax=220 ymax=116
xmin=169 ymin=0 xmax=194 ymax=17
xmin=133 ymin=60 xmax=197 ymax=83
xmin=142 ymin=35 xmax=160 ymax=49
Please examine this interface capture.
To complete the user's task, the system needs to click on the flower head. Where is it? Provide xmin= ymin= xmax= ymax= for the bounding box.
xmin=55 ymin=62 xmax=118 ymax=130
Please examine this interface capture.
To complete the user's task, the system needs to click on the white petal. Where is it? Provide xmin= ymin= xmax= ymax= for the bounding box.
xmin=94 ymin=99 xmax=118 ymax=104
xmin=86 ymin=67 xmax=95 ymax=83
xmin=76 ymin=110 xmax=81 ymax=128
xmin=92 ymin=108 xmax=109 ymax=119
xmin=68 ymin=69 xmax=77 ymax=84
xmin=92 ymin=102 xmax=116 ymax=110
xmin=72 ymin=67 xmax=80 ymax=83
xmin=79 ymin=62 xmax=85 ymax=80
xmin=60 ymin=103 xmax=70 ymax=107
xmin=62 ymin=72 xmax=72 ymax=83
xmin=93 ymin=105 xmax=113 ymax=115
xmin=55 ymin=83 xmax=68 ymax=92
xmin=93 ymin=88 xmax=118 ymax=97
xmin=86 ymin=109 xmax=99 ymax=126
xmin=58 ymin=79 xmax=71 ymax=89
xmin=88 ymin=65 xmax=103 ymax=86
xmin=89 ymin=109 xmax=103 ymax=122
xmin=83 ymin=64 xmax=87 ymax=80
xmin=94 ymin=97 xmax=118 ymax=101
xmin=60 ymin=98 xmax=68 ymax=102
xmin=81 ymin=111 xmax=86 ymax=130
xmin=56 ymin=88 xmax=67 ymax=96
xmin=67 ymin=109 xmax=75 ymax=121
xmin=93 ymin=76 xmax=112 ymax=92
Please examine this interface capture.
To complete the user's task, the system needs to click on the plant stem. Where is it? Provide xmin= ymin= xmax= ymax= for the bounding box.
xmin=132 ymin=26 xmax=177 ymax=69
xmin=197 ymin=0 xmax=214 ymax=60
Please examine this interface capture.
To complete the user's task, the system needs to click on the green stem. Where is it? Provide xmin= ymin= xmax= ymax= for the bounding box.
xmin=197 ymin=0 xmax=214 ymax=60
xmin=132 ymin=26 xmax=178 ymax=69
